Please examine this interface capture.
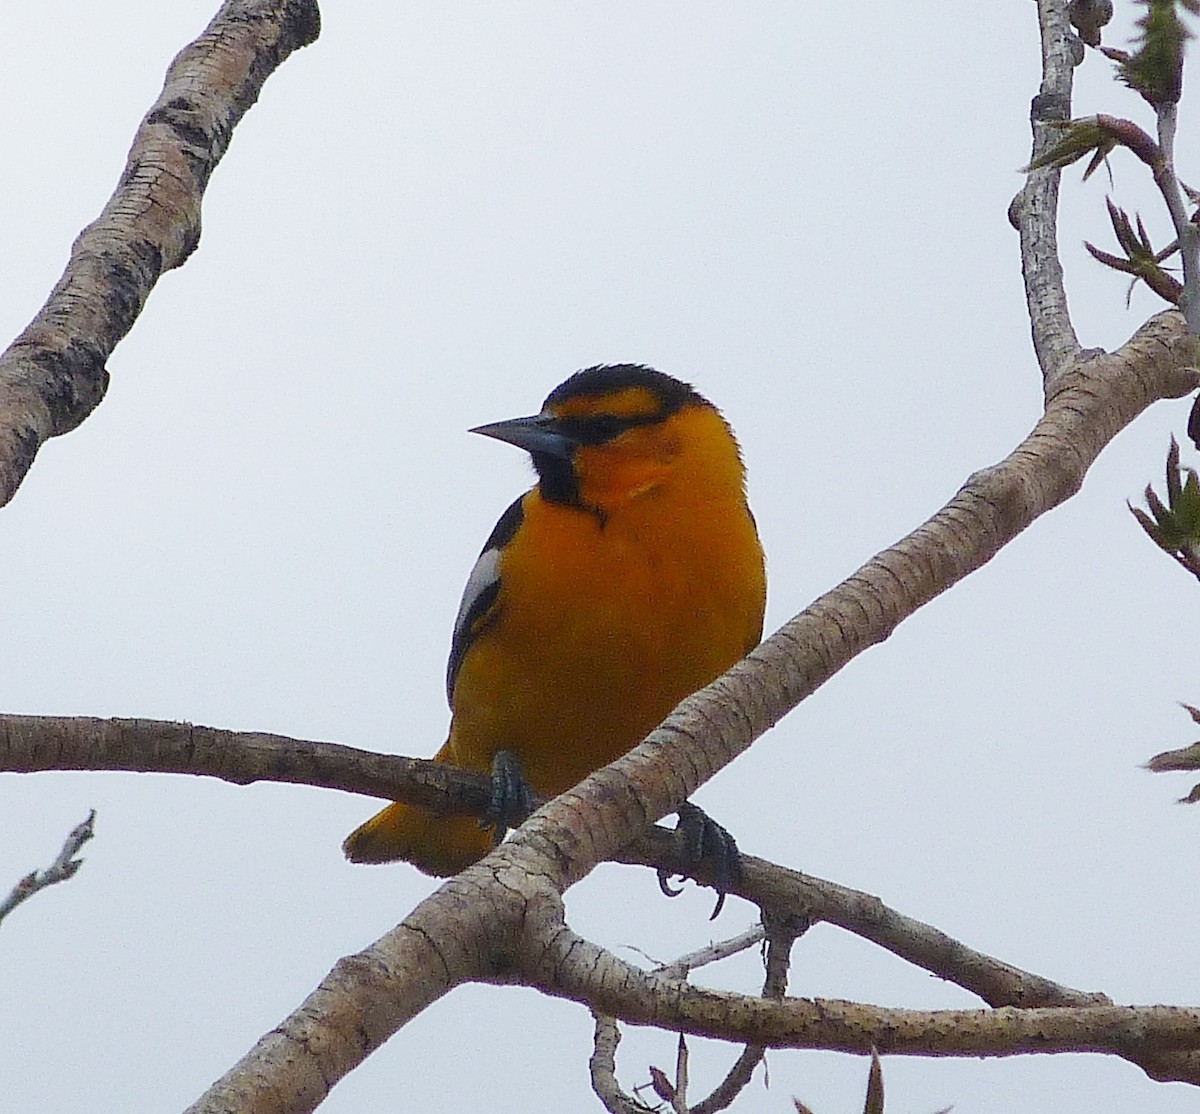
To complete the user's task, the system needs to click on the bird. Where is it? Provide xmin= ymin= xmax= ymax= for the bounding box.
xmin=343 ymin=364 xmax=766 ymax=879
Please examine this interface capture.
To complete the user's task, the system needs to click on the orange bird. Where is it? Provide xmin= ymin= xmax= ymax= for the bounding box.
xmin=344 ymin=364 xmax=766 ymax=877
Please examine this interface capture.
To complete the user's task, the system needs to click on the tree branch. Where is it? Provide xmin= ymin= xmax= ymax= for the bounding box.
xmin=591 ymin=1014 xmax=654 ymax=1114
xmin=0 ymin=810 xmax=95 ymax=927
xmin=688 ymin=914 xmax=802 ymax=1114
xmin=590 ymin=918 xmax=802 ymax=1114
xmin=534 ymin=925 xmax=1200 ymax=1061
xmin=1013 ymin=0 xmax=1083 ymax=387
xmin=1152 ymin=101 xmax=1200 ymax=332
xmin=0 ymin=714 xmax=488 ymax=816
xmin=0 ymin=0 xmax=320 ymax=508
xmin=625 ymin=839 xmax=1200 ymax=1085
xmin=625 ymin=837 xmax=1104 ymax=1010
xmin=232 ymin=310 xmax=1192 ymax=1111
xmin=9 ymin=306 xmax=1200 ymax=1106
xmin=0 ymin=712 xmax=1127 ymax=1016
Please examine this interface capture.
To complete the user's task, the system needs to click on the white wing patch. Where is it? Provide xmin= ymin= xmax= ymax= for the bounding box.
xmin=445 ymin=545 xmax=502 ymax=705
xmin=445 ymin=495 xmax=525 ymax=706
xmin=453 ymin=547 xmax=500 ymax=645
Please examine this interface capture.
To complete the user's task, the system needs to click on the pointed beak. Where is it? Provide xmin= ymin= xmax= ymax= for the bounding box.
xmin=470 ymin=413 xmax=574 ymax=459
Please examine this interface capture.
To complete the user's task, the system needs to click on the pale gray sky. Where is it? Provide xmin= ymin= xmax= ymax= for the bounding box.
xmin=3 ymin=4 xmax=1199 ymax=1112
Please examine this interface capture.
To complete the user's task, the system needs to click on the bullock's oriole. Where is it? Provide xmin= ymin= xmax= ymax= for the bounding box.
xmin=343 ymin=364 xmax=766 ymax=877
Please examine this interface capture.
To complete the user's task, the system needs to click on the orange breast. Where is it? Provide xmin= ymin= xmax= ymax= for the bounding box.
xmin=444 ymin=484 xmax=765 ymax=794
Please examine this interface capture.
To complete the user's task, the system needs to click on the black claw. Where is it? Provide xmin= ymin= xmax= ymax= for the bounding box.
xmin=666 ymin=802 xmax=743 ymax=919
xmin=657 ymin=869 xmax=685 ymax=899
xmin=483 ymin=749 xmax=535 ymax=845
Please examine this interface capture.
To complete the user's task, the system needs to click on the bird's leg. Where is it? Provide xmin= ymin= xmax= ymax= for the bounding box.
xmin=658 ymin=801 xmax=744 ymax=919
xmin=483 ymin=748 xmax=536 ymax=846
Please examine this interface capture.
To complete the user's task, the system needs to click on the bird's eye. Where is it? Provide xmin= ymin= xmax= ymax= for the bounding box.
xmin=579 ymin=414 xmax=627 ymax=444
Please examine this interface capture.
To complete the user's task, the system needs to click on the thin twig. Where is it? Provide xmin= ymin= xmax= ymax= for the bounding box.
xmin=657 ymin=925 xmax=767 ymax=981
xmin=1153 ymin=101 xmax=1200 ymax=333
xmin=590 ymin=918 xmax=803 ymax=1114
xmin=1015 ymin=0 xmax=1084 ymax=385
xmin=690 ymin=914 xmax=805 ymax=1114
xmin=0 ymin=810 xmax=96 ymax=926
xmin=590 ymin=926 xmax=768 ymax=1113
xmin=590 ymin=1013 xmax=657 ymax=1114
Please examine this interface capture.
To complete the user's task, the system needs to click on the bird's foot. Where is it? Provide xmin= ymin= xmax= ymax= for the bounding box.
xmin=657 ymin=801 xmax=743 ymax=919
xmin=482 ymin=749 xmax=536 ymax=846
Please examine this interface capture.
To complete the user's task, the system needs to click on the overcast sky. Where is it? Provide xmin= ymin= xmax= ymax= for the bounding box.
xmin=3 ymin=3 xmax=1200 ymax=1112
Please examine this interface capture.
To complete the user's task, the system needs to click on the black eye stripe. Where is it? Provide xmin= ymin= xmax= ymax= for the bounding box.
xmin=556 ymin=408 xmax=666 ymax=445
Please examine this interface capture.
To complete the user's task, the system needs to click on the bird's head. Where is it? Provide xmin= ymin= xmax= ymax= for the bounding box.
xmin=471 ymin=364 xmax=745 ymax=514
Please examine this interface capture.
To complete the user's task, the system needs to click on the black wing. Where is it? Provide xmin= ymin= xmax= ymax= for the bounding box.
xmin=445 ymin=496 xmax=525 ymax=706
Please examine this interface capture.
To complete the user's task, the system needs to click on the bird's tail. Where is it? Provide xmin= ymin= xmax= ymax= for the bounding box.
xmin=342 ymin=743 xmax=493 ymax=877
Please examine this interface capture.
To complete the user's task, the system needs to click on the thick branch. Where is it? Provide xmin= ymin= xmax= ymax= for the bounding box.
xmin=13 ymin=1 xmax=1197 ymax=1109
xmin=0 ymin=0 xmax=320 ymax=508
xmin=185 ymin=858 xmax=563 ymax=1113
xmin=12 ymin=308 xmax=1200 ymax=1101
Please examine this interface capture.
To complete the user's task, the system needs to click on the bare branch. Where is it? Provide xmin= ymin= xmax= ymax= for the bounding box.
xmin=0 ymin=0 xmax=320 ymax=508
xmin=184 ymin=854 xmax=562 ymax=1114
xmin=1153 ymin=102 xmax=1200 ymax=331
xmin=689 ymin=915 xmax=803 ymax=1114
xmin=626 ymin=838 xmax=1105 ymax=1011
xmin=6 ymin=1 xmax=1196 ymax=1109
xmin=0 ymin=710 xmax=1114 ymax=1012
xmin=0 ymin=708 xmax=1163 ymax=1037
xmin=0 ymin=714 xmax=490 ymax=817
xmin=656 ymin=925 xmax=767 ymax=981
xmin=638 ymin=842 xmax=1200 ymax=1083
xmin=529 ymin=924 xmax=1200 ymax=1064
xmin=591 ymin=918 xmax=801 ymax=1114
xmin=1013 ymin=0 xmax=1084 ymax=386
xmin=686 ymin=1028 xmax=763 ymax=1114
xmin=591 ymin=1013 xmax=658 ymax=1114
xmin=0 ymin=810 xmax=96 ymax=926
xmin=10 ymin=697 xmax=1200 ymax=1085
